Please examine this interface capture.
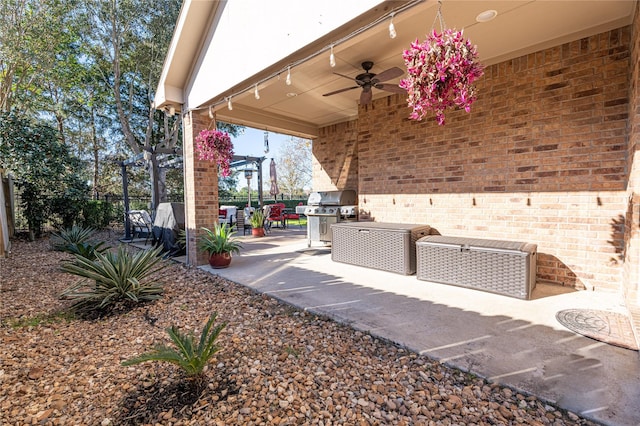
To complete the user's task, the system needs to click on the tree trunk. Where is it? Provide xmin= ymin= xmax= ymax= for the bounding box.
xmin=55 ymin=114 xmax=66 ymax=145
xmin=158 ymin=167 xmax=167 ymax=204
xmin=91 ymin=106 xmax=100 ymax=200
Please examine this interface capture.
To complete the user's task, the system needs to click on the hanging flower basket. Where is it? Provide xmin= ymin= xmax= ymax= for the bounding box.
xmin=400 ymin=28 xmax=484 ymax=125
xmin=195 ymin=129 xmax=234 ymax=177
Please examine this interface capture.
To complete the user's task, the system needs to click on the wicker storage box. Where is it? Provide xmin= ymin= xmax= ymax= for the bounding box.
xmin=331 ymin=222 xmax=432 ymax=275
xmin=416 ymin=236 xmax=537 ymax=300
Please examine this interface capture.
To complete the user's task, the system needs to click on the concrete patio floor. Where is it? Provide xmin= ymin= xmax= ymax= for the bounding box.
xmin=187 ymin=227 xmax=638 ymax=425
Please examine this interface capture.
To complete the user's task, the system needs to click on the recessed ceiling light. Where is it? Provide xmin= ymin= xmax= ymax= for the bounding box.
xmin=476 ymin=9 xmax=497 ymax=23
xmin=286 ymin=92 xmax=297 ymax=97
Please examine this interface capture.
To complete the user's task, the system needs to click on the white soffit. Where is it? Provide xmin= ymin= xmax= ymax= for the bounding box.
xmin=187 ymin=0 xmax=383 ymax=109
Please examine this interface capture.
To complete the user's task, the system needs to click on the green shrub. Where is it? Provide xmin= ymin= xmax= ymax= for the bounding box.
xmin=122 ymin=312 xmax=226 ymax=381
xmin=50 ymin=225 xmax=96 ymax=251
xmin=60 ymin=245 xmax=166 ymax=312
xmin=81 ymin=201 xmax=114 ymax=229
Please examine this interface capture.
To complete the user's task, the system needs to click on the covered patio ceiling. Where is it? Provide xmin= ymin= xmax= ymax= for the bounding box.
xmin=158 ymin=0 xmax=636 ymax=139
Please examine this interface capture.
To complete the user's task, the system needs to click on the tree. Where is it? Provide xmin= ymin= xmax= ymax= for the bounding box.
xmin=76 ymin=0 xmax=182 ymax=208
xmin=0 ymin=0 xmax=77 ymax=114
xmin=0 ymin=0 xmax=112 ymax=199
xmin=275 ymin=137 xmax=312 ymax=198
xmin=219 ymin=171 xmax=240 ymax=200
xmin=0 ymin=112 xmax=89 ymax=237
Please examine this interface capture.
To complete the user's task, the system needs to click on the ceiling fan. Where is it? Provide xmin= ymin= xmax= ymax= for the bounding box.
xmin=322 ymin=61 xmax=405 ymax=105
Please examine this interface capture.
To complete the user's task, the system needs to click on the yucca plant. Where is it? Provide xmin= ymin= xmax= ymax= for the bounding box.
xmin=122 ymin=312 xmax=226 ymax=382
xmin=60 ymin=245 xmax=166 ymax=312
xmin=50 ymin=225 xmax=96 ymax=251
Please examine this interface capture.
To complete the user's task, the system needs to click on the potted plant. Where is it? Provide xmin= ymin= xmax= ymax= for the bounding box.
xmin=198 ymin=224 xmax=242 ymax=268
xmin=249 ymin=210 xmax=265 ymax=237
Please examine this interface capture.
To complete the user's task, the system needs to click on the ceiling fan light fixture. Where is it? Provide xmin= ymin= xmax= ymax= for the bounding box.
xmin=388 ymin=13 xmax=397 ymax=39
xmin=285 ymin=66 xmax=292 ymax=85
xmin=476 ymin=9 xmax=497 ymax=23
xmin=329 ymin=45 xmax=336 ymax=68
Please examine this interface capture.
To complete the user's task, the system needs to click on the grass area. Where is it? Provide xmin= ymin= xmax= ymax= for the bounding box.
xmin=6 ymin=311 xmax=76 ymax=328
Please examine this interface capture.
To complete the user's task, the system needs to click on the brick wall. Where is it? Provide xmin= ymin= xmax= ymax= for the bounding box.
xmin=312 ymin=120 xmax=359 ymax=191
xmin=183 ymin=111 xmax=220 ymax=266
xmin=314 ymin=26 xmax=634 ymax=292
xmin=623 ymin=4 xmax=640 ymax=338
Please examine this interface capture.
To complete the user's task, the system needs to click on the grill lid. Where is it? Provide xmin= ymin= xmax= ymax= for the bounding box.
xmin=307 ymin=189 xmax=356 ymax=206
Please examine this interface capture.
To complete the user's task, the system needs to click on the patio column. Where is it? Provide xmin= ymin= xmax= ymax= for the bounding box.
xmin=624 ymin=5 xmax=640 ymax=340
xmin=183 ymin=111 xmax=219 ymax=266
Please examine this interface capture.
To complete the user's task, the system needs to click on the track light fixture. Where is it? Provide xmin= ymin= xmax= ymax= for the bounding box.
xmin=388 ymin=13 xmax=397 ymax=39
xmin=329 ymin=45 xmax=336 ymax=67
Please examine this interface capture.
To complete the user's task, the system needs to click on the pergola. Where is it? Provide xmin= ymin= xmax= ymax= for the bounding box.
xmin=229 ymin=155 xmax=267 ymax=208
xmin=119 ymin=150 xmax=266 ymax=239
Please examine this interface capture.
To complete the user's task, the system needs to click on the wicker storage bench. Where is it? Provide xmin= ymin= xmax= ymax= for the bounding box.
xmin=331 ymin=222 xmax=432 ymax=275
xmin=416 ymin=236 xmax=537 ymax=299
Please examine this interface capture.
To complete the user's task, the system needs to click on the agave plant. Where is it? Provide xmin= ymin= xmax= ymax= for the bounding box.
xmin=122 ymin=312 xmax=226 ymax=380
xmin=63 ymin=241 xmax=111 ymax=260
xmin=50 ymin=225 xmax=96 ymax=251
xmin=60 ymin=245 xmax=166 ymax=312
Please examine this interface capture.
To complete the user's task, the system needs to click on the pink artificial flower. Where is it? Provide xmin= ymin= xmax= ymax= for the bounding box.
xmin=194 ymin=129 xmax=234 ymax=177
xmin=400 ymin=28 xmax=484 ymax=125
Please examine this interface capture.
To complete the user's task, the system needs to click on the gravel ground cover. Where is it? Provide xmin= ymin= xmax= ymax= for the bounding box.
xmin=0 ymin=233 xmax=600 ymax=425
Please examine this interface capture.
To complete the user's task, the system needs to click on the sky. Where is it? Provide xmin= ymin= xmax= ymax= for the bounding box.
xmin=230 ymin=127 xmax=294 ymax=191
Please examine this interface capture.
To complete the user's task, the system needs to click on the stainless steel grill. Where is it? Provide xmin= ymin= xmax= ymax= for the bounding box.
xmin=304 ymin=190 xmax=357 ymax=247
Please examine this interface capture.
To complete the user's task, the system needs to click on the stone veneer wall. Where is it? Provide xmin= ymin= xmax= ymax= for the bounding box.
xmin=314 ymin=26 xmax=634 ymax=292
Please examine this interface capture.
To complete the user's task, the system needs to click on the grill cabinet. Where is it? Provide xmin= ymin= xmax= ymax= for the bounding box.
xmin=416 ymin=236 xmax=537 ymax=300
xmin=331 ymin=222 xmax=432 ymax=275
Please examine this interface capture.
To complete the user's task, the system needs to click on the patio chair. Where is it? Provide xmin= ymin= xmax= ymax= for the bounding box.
xmin=237 ymin=210 xmax=253 ymax=236
xmin=265 ymin=203 xmax=286 ymax=229
xmin=262 ymin=205 xmax=273 ymax=234
xmin=283 ymin=208 xmax=301 ymax=228
xmin=128 ymin=210 xmax=154 ymax=244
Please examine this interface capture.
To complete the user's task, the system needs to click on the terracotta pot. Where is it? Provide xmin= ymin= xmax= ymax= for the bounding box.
xmin=208 ymin=252 xmax=232 ymax=269
xmin=252 ymin=227 xmax=265 ymax=237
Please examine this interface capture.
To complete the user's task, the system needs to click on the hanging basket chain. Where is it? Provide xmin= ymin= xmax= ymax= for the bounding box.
xmin=431 ymin=0 xmax=446 ymax=34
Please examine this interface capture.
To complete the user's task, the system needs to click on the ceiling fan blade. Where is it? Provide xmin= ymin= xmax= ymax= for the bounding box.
xmin=372 ymin=67 xmax=404 ymax=83
xmin=322 ymin=86 xmax=359 ymax=97
xmin=375 ymin=83 xmax=406 ymax=94
xmin=360 ymin=89 xmax=372 ymax=105
xmin=333 ymin=72 xmax=359 ymax=82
